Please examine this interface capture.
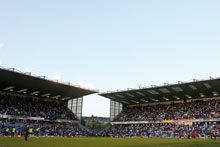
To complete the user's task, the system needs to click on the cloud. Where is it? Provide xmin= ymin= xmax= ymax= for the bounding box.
xmin=85 ymin=84 xmax=94 ymax=89
xmin=76 ymin=81 xmax=83 ymax=87
xmin=75 ymin=81 xmax=94 ymax=89
xmin=53 ymin=74 xmax=61 ymax=81
xmin=0 ymin=43 xmax=4 ymax=49
xmin=0 ymin=60 xmax=3 ymax=65
xmin=24 ymin=68 xmax=35 ymax=73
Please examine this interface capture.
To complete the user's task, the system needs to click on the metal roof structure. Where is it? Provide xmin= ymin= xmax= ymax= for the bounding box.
xmin=0 ymin=67 xmax=97 ymax=101
xmin=99 ymin=78 xmax=220 ymax=105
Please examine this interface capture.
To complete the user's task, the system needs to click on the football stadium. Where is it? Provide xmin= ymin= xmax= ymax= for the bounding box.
xmin=1 ymin=0 xmax=220 ymax=147
xmin=0 ymin=67 xmax=220 ymax=147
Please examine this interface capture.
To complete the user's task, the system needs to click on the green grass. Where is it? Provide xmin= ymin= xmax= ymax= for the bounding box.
xmin=0 ymin=137 xmax=220 ymax=147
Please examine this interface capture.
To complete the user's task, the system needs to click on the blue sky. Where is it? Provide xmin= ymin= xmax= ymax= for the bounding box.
xmin=0 ymin=0 xmax=220 ymax=117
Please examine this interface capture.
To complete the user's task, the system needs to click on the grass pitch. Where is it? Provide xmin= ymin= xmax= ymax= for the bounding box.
xmin=0 ymin=137 xmax=220 ymax=147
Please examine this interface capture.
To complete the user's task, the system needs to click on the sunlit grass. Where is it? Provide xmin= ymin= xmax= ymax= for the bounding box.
xmin=0 ymin=137 xmax=220 ymax=147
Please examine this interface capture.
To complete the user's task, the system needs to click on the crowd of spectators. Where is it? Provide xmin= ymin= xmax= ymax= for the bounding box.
xmin=101 ymin=99 xmax=220 ymax=138
xmin=0 ymin=94 xmax=77 ymax=120
xmin=0 ymin=122 xmax=91 ymax=137
xmin=1 ymin=92 xmax=220 ymax=138
xmin=101 ymin=123 xmax=220 ymax=138
xmin=114 ymin=99 xmax=220 ymax=122
xmin=0 ymin=93 xmax=92 ymax=137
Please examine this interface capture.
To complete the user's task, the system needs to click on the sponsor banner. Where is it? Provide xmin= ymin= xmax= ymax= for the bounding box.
xmin=29 ymin=117 xmax=44 ymax=120
xmin=0 ymin=114 xmax=7 ymax=118
xmin=111 ymin=118 xmax=220 ymax=125
xmin=0 ymin=114 xmax=78 ymax=123
xmin=111 ymin=121 xmax=149 ymax=125
xmin=56 ymin=119 xmax=78 ymax=123
xmin=44 ymin=118 xmax=57 ymax=121
xmin=13 ymin=115 xmax=27 ymax=118
xmin=162 ymin=120 xmax=173 ymax=123
xmin=0 ymin=114 xmax=28 ymax=119
xmin=173 ymin=120 xmax=184 ymax=122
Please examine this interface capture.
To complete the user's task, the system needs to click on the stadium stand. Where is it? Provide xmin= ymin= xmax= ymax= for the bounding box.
xmin=0 ymin=67 xmax=96 ymax=137
xmin=100 ymin=78 xmax=220 ymax=138
xmin=114 ymin=99 xmax=220 ymax=122
xmin=100 ymin=98 xmax=220 ymax=138
xmin=0 ymin=94 xmax=78 ymax=120
xmin=0 ymin=118 xmax=92 ymax=137
xmin=100 ymin=123 xmax=220 ymax=138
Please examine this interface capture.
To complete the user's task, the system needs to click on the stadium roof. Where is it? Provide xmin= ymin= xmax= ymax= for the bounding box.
xmin=99 ymin=77 xmax=220 ymax=105
xmin=0 ymin=67 xmax=97 ymax=101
